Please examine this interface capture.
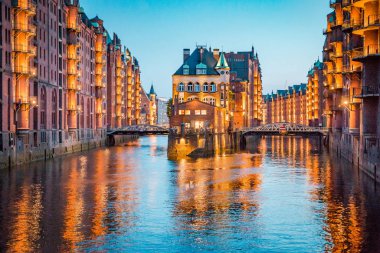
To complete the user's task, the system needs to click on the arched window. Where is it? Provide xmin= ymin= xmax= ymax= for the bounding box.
xmin=187 ymin=82 xmax=193 ymax=92
xmin=179 ymin=97 xmax=184 ymax=103
xmin=187 ymin=96 xmax=198 ymax=101
xmin=194 ymin=83 xmax=200 ymax=92
xmin=52 ymin=89 xmax=57 ymax=129
xmin=210 ymin=82 xmax=216 ymax=92
xmin=203 ymin=83 xmax=208 ymax=92
xmin=203 ymin=96 xmax=215 ymax=106
xmin=178 ymin=83 xmax=184 ymax=92
xmin=40 ymin=87 xmax=46 ymax=129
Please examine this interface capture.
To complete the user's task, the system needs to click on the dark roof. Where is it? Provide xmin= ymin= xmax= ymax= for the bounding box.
xmin=173 ymin=47 xmax=219 ymax=75
xmin=149 ymin=84 xmax=156 ymax=95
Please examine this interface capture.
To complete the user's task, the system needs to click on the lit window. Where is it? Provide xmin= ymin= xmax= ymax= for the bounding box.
xmin=195 ymin=110 xmax=201 ymax=115
xmin=185 ymin=110 xmax=191 ymax=115
xmin=179 ymin=110 xmax=184 ymax=115
xmin=201 ymin=110 xmax=207 ymax=115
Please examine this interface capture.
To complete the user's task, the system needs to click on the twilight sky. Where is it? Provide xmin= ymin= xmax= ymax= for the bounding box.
xmin=81 ymin=0 xmax=330 ymax=98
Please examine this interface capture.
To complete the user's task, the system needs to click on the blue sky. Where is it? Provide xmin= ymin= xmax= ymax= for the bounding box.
xmin=81 ymin=0 xmax=330 ymax=98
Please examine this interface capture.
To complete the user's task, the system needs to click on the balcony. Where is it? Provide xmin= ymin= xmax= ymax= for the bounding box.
xmin=67 ymin=53 xmax=78 ymax=61
xmin=342 ymin=65 xmax=362 ymax=73
xmin=352 ymin=45 xmax=380 ymax=61
xmin=354 ymin=85 xmax=380 ymax=98
xmin=67 ymin=68 xmax=77 ymax=75
xmin=342 ymin=0 xmax=352 ymax=7
xmin=329 ymin=51 xmax=343 ymax=59
xmin=67 ymin=23 xmax=81 ymax=33
xmin=12 ymin=43 xmax=36 ymax=55
xmin=12 ymin=65 xmax=35 ymax=76
xmin=12 ymin=22 xmax=36 ymax=34
xmin=353 ymin=15 xmax=380 ymax=34
xmin=12 ymin=0 xmax=36 ymax=15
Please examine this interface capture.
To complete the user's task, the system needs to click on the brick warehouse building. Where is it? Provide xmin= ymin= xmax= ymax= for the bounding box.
xmin=0 ymin=0 xmax=142 ymax=167
xmin=323 ymin=0 xmax=380 ymax=181
xmin=170 ymin=46 xmax=263 ymax=133
xmin=262 ymin=84 xmax=308 ymax=125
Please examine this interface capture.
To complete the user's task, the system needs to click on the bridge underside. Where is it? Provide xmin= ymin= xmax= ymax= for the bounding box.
xmin=109 ymin=130 xmax=169 ymax=136
xmin=107 ymin=125 xmax=169 ymax=136
xmin=242 ymin=131 xmax=324 ymax=137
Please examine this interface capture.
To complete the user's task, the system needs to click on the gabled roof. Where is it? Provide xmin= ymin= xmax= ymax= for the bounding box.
xmin=173 ymin=47 xmax=219 ymax=75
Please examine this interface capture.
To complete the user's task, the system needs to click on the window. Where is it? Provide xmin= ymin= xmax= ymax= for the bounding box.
xmin=40 ymin=87 xmax=46 ymax=129
xmin=195 ymin=83 xmax=200 ymax=92
xmin=179 ymin=97 xmax=184 ymax=103
xmin=178 ymin=83 xmax=184 ymax=92
xmin=210 ymin=98 xmax=215 ymax=105
xmin=187 ymin=96 xmax=197 ymax=101
xmin=52 ymin=89 xmax=57 ymax=129
xmin=210 ymin=83 xmax=216 ymax=92
xmin=179 ymin=110 xmax=184 ymax=115
xmin=183 ymin=65 xmax=189 ymax=75
xmin=195 ymin=110 xmax=201 ymax=115
xmin=185 ymin=110 xmax=191 ymax=115
xmin=201 ymin=110 xmax=207 ymax=115
xmin=203 ymin=83 xmax=208 ymax=92
xmin=187 ymin=82 xmax=193 ymax=92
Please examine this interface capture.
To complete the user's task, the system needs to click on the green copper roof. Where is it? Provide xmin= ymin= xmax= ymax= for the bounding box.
xmin=216 ymin=52 xmax=230 ymax=69
xmin=149 ymin=84 xmax=156 ymax=95
xmin=196 ymin=63 xmax=207 ymax=69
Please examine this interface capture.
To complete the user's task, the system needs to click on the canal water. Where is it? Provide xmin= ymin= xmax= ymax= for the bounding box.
xmin=0 ymin=136 xmax=379 ymax=252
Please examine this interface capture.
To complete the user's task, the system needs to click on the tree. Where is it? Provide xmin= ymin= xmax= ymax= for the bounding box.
xmin=166 ymin=98 xmax=173 ymax=118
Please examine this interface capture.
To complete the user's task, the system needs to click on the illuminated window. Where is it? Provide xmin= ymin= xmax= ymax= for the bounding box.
xmin=179 ymin=110 xmax=184 ymax=115
xmin=195 ymin=110 xmax=201 ymax=115
xmin=201 ymin=110 xmax=207 ymax=115
xmin=185 ymin=110 xmax=191 ymax=115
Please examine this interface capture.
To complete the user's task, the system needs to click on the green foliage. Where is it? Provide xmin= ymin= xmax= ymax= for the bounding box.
xmin=167 ymin=98 xmax=173 ymax=117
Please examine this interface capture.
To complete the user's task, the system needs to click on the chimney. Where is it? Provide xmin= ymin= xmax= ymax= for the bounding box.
xmin=213 ymin=48 xmax=220 ymax=61
xmin=183 ymin=49 xmax=190 ymax=63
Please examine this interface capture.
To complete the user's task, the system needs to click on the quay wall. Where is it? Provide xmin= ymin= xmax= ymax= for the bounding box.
xmin=329 ymin=131 xmax=379 ymax=183
xmin=0 ymin=133 xmax=138 ymax=169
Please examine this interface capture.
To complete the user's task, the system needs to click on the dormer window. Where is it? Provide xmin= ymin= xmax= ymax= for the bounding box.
xmin=196 ymin=63 xmax=207 ymax=75
xmin=183 ymin=64 xmax=189 ymax=75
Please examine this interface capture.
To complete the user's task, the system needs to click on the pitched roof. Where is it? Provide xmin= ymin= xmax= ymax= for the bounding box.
xmin=173 ymin=47 xmax=219 ymax=75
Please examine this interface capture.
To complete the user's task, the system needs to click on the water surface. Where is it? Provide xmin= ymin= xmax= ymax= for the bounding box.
xmin=0 ymin=136 xmax=379 ymax=252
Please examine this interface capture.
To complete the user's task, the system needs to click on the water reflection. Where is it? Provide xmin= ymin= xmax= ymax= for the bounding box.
xmin=0 ymin=136 xmax=379 ymax=252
